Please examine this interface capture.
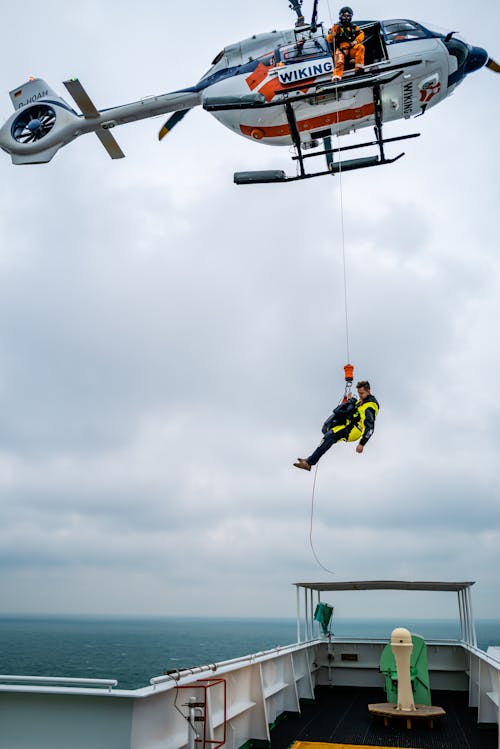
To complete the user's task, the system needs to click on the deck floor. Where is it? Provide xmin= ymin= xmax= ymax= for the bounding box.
xmin=270 ymin=686 xmax=498 ymax=749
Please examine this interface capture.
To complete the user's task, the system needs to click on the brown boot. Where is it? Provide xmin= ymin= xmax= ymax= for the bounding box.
xmin=294 ymin=458 xmax=312 ymax=472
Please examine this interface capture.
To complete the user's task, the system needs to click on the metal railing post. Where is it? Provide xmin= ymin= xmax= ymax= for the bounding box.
xmin=296 ymin=586 xmax=301 ymax=643
xmin=463 ymin=589 xmax=471 ymax=645
xmin=467 ymin=587 xmax=478 ymax=647
xmin=458 ymin=590 xmax=465 ymax=641
xmin=304 ymin=587 xmax=308 ymax=641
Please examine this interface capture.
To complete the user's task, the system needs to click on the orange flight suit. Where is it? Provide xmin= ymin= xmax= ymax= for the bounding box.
xmin=326 ymin=23 xmax=365 ymax=78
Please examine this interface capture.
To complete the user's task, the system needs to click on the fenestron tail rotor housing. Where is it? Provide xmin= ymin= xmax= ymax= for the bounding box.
xmin=12 ymin=104 xmax=56 ymax=144
xmin=0 ymin=79 xmax=85 ymax=164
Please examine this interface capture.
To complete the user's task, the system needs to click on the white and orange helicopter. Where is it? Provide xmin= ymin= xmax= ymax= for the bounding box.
xmin=0 ymin=0 xmax=498 ymax=183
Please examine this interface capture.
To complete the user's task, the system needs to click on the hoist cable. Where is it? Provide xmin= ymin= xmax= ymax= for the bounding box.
xmin=337 ymin=165 xmax=351 ymax=364
xmin=309 ymin=464 xmax=336 ymax=575
xmin=326 ymin=0 xmax=352 ymax=364
xmin=306 ymin=2 xmax=353 ymax=576
xmin=332 ymin=41 xmax=351 ymax=363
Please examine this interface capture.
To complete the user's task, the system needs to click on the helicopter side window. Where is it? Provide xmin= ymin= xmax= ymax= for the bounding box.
xmin=383 ymin=20 xmax=431 ymax=44
xmin=281 ymin=39 xmax=327 ymax=63
xmin=259 ymin=52 xmax=276 ymax=67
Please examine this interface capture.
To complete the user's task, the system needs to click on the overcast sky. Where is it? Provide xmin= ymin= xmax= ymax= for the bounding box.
xmin=0 ymin=0 xmax=499 ymax=626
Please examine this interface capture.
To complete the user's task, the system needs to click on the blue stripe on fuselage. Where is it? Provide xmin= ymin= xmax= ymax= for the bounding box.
xmin=194 ymin=59 xmax=264 ymax=92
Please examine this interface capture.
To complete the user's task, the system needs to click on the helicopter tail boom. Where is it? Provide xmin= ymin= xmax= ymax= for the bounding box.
xmin=0 ymin=77 xmax=201 ymax=164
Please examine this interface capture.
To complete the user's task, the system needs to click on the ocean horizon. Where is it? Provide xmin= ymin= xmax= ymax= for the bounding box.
xmin=1 ymin=615 xmax=499 ymax=690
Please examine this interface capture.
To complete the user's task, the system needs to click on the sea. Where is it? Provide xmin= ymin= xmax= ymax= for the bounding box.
xmin=1 ymin=616 xmax=499 ymax=690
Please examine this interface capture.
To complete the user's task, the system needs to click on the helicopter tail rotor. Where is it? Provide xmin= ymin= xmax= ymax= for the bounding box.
xmin=486 ymin=57 xmax=500 ymax=73
xmin=158 ymin=109 xmax=191 ymax=141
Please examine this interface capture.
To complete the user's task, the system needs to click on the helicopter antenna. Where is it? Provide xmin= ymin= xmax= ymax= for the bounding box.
xmin=289 ymin=0 xmax=305 ymax=26
xmin=311 ymin=0 xmax=320 ymax=31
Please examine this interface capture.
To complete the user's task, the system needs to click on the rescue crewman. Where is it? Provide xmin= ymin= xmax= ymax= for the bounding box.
xmin=294 ymin=380 xmax=379 ymax=471
xmin=326 ymin=6 xmax=365 ymax=81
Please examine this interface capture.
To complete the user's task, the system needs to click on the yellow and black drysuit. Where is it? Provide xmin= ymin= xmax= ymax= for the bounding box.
xmin=306 ymin=395 xmax=379 ymax=466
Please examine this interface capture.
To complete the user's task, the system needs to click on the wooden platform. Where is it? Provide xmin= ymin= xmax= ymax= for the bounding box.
xmin=368 ymin=703 xmax=446 ymax=730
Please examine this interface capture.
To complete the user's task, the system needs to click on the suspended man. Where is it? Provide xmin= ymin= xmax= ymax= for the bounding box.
xmin=327 ymin=6 xmax=365 ymax=81
xmin=294 ymin=380 xmax=379 ymax=471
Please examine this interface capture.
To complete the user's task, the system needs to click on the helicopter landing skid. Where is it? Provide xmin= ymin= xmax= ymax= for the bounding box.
xmin=234 ymin=83 xmax=420 ymax=185
xmin=233 ymin=149 xmax=408 ymax=184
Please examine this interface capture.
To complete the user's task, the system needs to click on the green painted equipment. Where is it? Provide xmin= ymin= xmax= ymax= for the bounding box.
xmin=314 ymin=603 xmax=333 ymax=635
xmin=380 ymin=633 xmax=432 ymax=706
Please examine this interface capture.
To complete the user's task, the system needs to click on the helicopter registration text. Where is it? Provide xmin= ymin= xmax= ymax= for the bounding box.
xmin=16 ymin=90 xmax=49 ymax=110
xmin=278 ymin=59 xmax=333 ymax=84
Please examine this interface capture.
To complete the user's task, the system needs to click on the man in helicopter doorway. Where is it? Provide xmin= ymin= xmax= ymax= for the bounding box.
xmin=293 ymin=381 xmax=379 ymax=471
xmin=326 ymin=6 xmax=366 ymax=81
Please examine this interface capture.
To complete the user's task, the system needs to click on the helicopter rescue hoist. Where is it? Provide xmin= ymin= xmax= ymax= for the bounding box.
xmin=0 ymin=0 xmax=497 ymax=181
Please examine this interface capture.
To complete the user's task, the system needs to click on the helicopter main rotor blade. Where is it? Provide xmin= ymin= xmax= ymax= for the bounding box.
xmin=486 ymin=57 xmax=500 ymax=73
xmin=158 ymin=108 xmax=191 ymax=141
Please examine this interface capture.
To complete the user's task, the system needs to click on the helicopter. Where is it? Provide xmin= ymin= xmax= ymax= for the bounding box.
xmin=0 ymin=0 xmax=498 ymax=184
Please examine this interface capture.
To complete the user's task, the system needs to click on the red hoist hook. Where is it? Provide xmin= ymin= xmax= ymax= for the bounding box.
xmin=343 ymin=363 xmax=355 ymax=401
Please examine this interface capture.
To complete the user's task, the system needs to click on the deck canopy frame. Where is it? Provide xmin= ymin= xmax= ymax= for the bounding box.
xmin=294 ymin=580 xmax=477 ymax=647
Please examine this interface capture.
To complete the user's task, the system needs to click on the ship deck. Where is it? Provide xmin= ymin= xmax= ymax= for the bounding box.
xmin=270 ymin=686 xmax=498 ymax=749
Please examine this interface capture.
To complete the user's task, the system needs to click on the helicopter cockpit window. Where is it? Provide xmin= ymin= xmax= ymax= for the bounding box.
xmin=444 ymin=37 xmax=468 ymax=69
xmin=281 ymin=38 xmax=328 ymax=62
xmin=200 ymin=49 xmax=228 ymax=81
xmin=383 ymin=20 xmax=432 ymax=44
xmin=211 ymin=50 xmax=225 ymax=65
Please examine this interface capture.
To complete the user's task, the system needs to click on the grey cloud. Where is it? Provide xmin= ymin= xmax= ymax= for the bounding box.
xmin=0 ymin=0 xmax=499 ymax=617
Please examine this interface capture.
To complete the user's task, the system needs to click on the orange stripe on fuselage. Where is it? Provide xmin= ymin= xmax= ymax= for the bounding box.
xmin=246 ymin=62 xmax=271 ymax=91
xmin=240 ymin=102 xmax=375 ymax=139
xmin=246 ymin=63 xmax=312 ymax=102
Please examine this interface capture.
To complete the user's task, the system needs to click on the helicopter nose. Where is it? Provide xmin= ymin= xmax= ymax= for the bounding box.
xmin=465 ymin=46 xmax=489 ymax=74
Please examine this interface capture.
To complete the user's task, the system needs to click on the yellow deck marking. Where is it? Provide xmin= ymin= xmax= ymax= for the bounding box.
xmin=292 ymin=742 xmax=421 ymax=749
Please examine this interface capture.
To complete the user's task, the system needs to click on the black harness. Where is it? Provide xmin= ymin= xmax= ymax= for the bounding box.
xmin=322 ymin=398 xmax=358 ymax=435
xmin=336 ymin=24 xmax=358 ymax=44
